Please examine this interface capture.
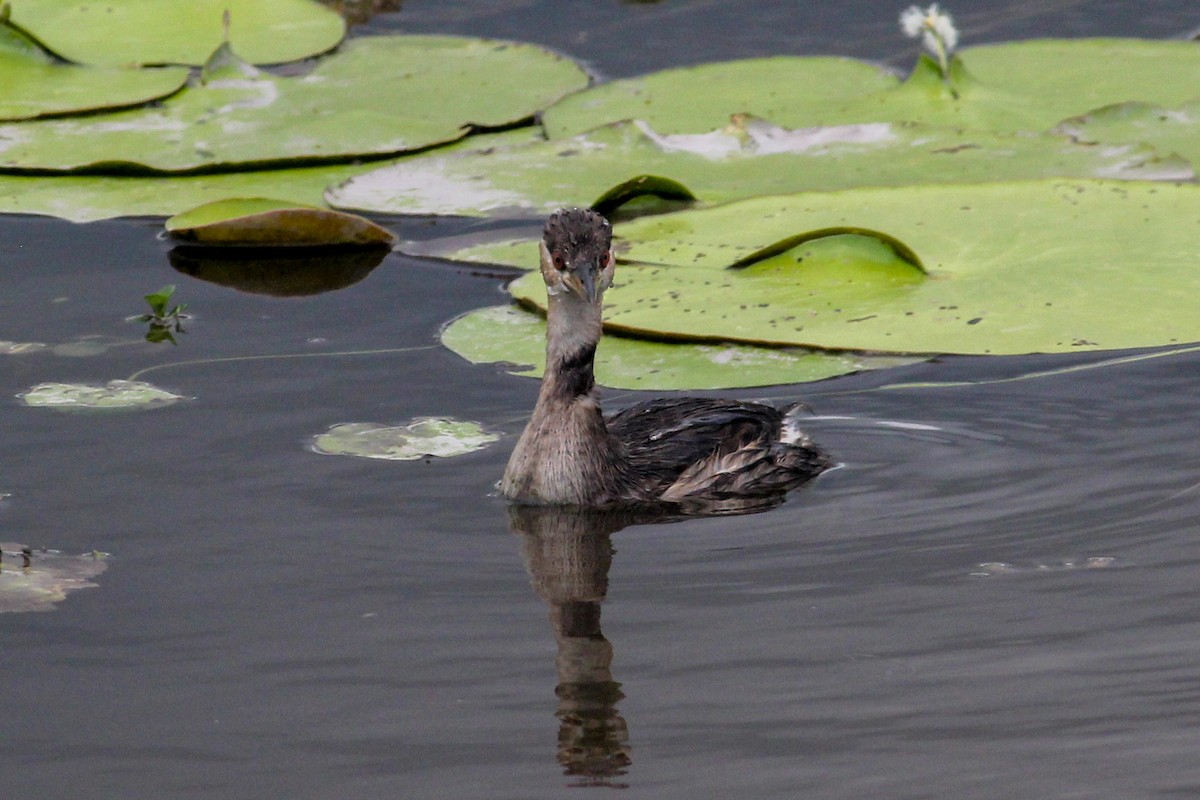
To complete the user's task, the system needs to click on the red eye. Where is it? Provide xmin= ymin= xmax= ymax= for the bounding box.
xmin=553 ymin=255 xmax=566 ymax=271
xmin=603 ymin=250 xmax=612 ymax=263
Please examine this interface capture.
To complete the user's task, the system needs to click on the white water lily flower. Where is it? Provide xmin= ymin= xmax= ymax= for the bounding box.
xmin=900 ymin=4 xmax=959 ymax=75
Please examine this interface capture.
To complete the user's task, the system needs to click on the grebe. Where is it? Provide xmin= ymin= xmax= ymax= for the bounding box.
xmin=501 ymin=208 xmax=828 ymax=509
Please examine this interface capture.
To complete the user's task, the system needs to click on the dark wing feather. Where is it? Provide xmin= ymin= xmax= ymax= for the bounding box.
xmin=606 ymin=398 xmax=791 ymax=495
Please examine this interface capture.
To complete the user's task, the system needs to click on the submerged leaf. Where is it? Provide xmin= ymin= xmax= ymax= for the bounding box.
xmin=0 ymin=543 xmax=108 ymax=613
xmin=311 ymin=419 xmax=500 ymax=460
xmin=166 ymin=198 xmax=396 ymax=247
xmin=441 ymin=305 xmax=915 ymax=390
xmin=18 ymin=380 xmax=185 ymax=410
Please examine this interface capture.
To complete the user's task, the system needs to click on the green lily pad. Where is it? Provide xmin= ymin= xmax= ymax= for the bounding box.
xmin=457 ymin=180 xmax=1200 ymax=356
xmin=542 ymin=55 xmax=898 ymax=139
xmin=329 ymin=117 xmax=1187 ymax=218
xmin=0 ymin=13 xmax=188 ymax=120
xmin=0 ymin=35 xmax=587 ymax=172
xmin=0 ymin=543 xmax=108 ymax=613
xmin=0 ymin=128 xmax=538 ymax=221
xmin=166 ymin=198 xmax=395 ymax=247
xmin=1055 ymin=99 xmax=1200 ymax=170
xmin=441 ymin=304 xmax=916 ymax=390
xmin=543 ymin=40 xmax=1200 ymax=138
xmin=9 ymin=0 xmax=345 ymax=66
xmin=311 ymin=418 xmax=500 ymax=460
xmin=18 ymin=380 xmax=185 ymax=410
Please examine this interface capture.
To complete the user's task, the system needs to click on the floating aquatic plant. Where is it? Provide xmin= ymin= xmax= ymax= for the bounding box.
xmin=311 ymin=418 xmax=501 ymax=460
xmin=18 ymin=380 xmax=186 ymax=411
xmin=136 ymin=285 xmax=189 ymax=345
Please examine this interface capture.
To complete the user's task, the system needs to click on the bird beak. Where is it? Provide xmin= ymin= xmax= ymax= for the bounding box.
xmin=576 ymin=265 xmax=598 ymax=304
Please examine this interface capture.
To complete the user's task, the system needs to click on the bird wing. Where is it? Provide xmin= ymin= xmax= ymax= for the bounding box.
xmin=606 ymin=398 xmax=784 ymax=492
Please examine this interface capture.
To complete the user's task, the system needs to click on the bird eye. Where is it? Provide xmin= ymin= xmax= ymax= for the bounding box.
xmin=553 ymin=255 xmax=566 ymax=271
xmin=603 ymin=250 xmax=612 ymax=263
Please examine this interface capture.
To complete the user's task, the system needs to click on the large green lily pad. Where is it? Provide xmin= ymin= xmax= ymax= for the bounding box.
xmin=541 ymin=55 xmax=898 ymax=139
xmin=543 ymin=40 xmax=1200 ymax=138
xmin=328 ymin=116 xmax=1187 ymax=218
xmin=1056 ymin=99 xmax=1200 ymax=170
xmin=441 ymin=304 xmax=915 ymax=390
xmin=166 ymin=198 xmax=395 ymax=247
xmin=0 ymin=128 xmax=538 ymax=221
xmin=452 ymin=180 xmax=1200 ymax=356
xmin=0 ymin=14 xmax=188 ymax=120
xmin=0 ymin=35 xmax=588 ymax=172
xmin=9 ymin=0 xmax=345 ymax=66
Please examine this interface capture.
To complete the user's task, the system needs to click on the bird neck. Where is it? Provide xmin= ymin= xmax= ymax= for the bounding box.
xmin=541 ymin=291 xmax=603 ymax=402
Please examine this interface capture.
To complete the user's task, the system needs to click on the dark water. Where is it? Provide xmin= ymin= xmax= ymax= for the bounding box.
xmin=3 ymin=3 xmax=1200 ymax=798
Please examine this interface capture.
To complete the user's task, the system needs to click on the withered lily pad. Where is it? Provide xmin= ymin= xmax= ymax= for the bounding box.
xmin=329 ymin=116 xmax=1186 ymax=218
xmin=18 ymin=380 xmax=185 ymax=410
xmin=9 ymin=0 xmax=345 ymax=66
xmin=311 ymin=418 xmax=500 ymax=460
xmin=0 ymin=12 xmax=188 ymax=120
xmin=0 ymin=35 xmax=587 ymax=172
xmin=442 ymin=305 xmax=916 ymax=390
xmin=0 ymin=543 xmax=108 ymax=613
xmin=166 ymin=198 xmax=396 ymax=247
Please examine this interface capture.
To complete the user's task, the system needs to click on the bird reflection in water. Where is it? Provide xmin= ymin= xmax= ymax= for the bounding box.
xmin=509 ymin=505 xmax=635 ymax=786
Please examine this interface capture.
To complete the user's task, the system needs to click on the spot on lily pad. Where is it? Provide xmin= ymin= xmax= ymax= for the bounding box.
xmin=0 ymin=543 xmax=108 ymax=613
xmin=311 ymin=418 xmax=500 ymax=461
xmin=18 ymin=380 xmax=185 ymax=411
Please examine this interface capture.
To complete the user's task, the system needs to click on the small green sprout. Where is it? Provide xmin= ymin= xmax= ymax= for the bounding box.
xmin=137 ymin=285 xmax=189 ymax=345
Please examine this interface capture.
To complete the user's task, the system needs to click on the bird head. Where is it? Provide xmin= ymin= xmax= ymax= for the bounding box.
xmin=539 ymin=208 xmax=615 ymax=305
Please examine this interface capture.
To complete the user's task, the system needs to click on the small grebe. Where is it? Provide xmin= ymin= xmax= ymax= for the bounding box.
xmin=501 ymin=208 xmax=828 ymax=508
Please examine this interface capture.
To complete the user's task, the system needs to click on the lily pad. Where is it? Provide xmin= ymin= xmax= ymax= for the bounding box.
xmin=542 ymin=55 xmax=898 ymax=139
xmin=0 ymin=13 xmax=188 ymax=120
xmin=0 ymin=128 xmax=538 ymax=221
xmin=441 ymin=304 xmax=915 ymax=390
xmin=454 ymin=180 xmax=1200 ymax=356
xmin=1055 ymin=99 xmax=1200 ymax=170
xmin=9 ymin=0 xmax=345 ymax=66
xmin=0 ymin=543 xmax=108 ymax=613
xmin=543 ymin=40 xmax=1200 ymax=138
xmin=328 ymin=117 xmax=1187 ymax=218
xmin=18 ymin=380 xmax=185 ymax=410
xmin=166 ymin=198 xmax=395 ymax=247
xmin=0 ymin=35 xmax=588 ymax=172
xmin=311 ymin=418 xmax=500 ymax=460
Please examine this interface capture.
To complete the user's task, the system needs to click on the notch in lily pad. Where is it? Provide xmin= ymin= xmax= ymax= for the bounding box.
xmin=166 ymin=198 xmax=396 ymax=249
